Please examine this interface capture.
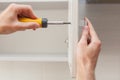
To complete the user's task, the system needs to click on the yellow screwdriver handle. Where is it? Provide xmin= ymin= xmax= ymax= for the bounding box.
xmin=19 ymin=18 xmax=48 ymax=28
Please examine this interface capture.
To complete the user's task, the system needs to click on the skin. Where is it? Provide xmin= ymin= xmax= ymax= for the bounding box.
xmin=0 ymin=4 xmax=101 ymax=80
xmin=76 ymin=18 xmax=101 ymax=80
xmin=0 ymin=3 xmax=40 ymax=34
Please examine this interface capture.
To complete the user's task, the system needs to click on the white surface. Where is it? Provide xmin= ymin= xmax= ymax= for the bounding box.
xmin=0 ymin=53 xmax=67 ymax=62
xmin=68 ymin=0 xmax=79 ymax=78
xmin=86 ymin=4 xmax=120 ymax=80
xmin=0 ymin=62 xmax=72 ymax=80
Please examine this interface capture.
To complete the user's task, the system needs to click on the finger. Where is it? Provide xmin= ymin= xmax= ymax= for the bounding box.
xmin=15 ymin=22 xmax=40 ymax=31
xmin=85 ymin=17 xmax=99 ymax=41
xmin=78 ymin=25 xmax=89 ymax=46
xmin=14 ymin=4 xmax=37 ymax=19
xmin=85 ymin=17 xmax=101 ymax=48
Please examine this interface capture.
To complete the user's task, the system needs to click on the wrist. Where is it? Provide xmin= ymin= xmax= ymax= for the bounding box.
xmin=76 ymin=61 xmax=96 ymax=80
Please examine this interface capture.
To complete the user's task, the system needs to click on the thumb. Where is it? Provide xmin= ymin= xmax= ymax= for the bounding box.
xmin=78 ymin=25 xmax=89 ymax=46
xmin=16 ymin=22 xmax=40 ymax=30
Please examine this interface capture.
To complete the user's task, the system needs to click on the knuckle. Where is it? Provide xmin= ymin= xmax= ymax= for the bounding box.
xmin=93 ymin=40 xmax=101 ymax=48
xmin=26 ymin=5 xmax=32 ymax=10
xmin=8 ymin=3 xmax=18 ymax=11
xmin=9 ymin=3 xmax=17 ymax=8
xmin=25 ymin=5 xmax=33 ymax=13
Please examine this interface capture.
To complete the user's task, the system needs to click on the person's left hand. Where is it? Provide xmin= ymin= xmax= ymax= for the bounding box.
xmin=76 ymin=18 xmax=101 ymax=80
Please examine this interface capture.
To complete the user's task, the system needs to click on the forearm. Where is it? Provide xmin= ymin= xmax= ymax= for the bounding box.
xmin=76 ymin=69 xmax=95 ymax=80
xmin=76 ymin=59 xmax=96 ymax=80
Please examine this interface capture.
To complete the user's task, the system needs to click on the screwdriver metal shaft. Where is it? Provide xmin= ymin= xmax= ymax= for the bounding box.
xmin=48 ymin=21 xmax=71 ymax=25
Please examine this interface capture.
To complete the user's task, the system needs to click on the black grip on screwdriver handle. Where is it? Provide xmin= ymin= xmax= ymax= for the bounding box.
xmin=42 ymin=18 xmax=48 ymax=28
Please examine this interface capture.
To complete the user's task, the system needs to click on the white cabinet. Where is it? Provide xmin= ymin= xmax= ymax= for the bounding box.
xmin=0 ymin=0 xmax=68 ymax=62
xmin=0 ymin=0 xmax=80 ymax=79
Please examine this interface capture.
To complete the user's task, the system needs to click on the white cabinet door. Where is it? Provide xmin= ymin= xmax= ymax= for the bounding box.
xmin=68 ymin=0 xmax=79 ymax=78
xmin=68 ymin=0 xmax=86 ymax=78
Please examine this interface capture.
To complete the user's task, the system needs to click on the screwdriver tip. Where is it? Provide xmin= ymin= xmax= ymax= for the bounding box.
xmin=63 ymin=22 xmax=71 ymax=24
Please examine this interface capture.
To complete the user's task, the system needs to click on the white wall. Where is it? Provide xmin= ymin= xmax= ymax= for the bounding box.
xmin=86 ymin=4 xmax=120 ymax=80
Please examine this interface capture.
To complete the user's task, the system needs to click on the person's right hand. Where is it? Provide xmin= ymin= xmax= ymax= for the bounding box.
xmin=76 ymin=18 xmax=101 ymax=80
xmin=0 ymin=3 xmax=40 ymax=34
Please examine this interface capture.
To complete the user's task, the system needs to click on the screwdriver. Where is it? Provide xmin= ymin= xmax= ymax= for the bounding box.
xmin=19 ymin=18 xmax=71 ymax=28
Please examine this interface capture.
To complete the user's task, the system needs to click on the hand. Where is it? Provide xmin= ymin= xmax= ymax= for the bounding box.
xmin=0 ymin=3 xmax=40 ymax=34
xmin=76 ymin=18 xmax=101 ymax=80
